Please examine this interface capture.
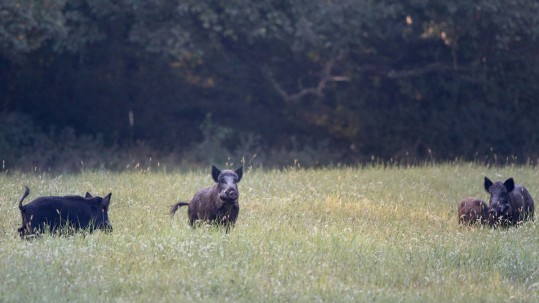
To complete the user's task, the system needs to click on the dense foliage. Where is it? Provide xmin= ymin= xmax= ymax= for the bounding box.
xmin=1 ymin=1 xmax=539 ymax=169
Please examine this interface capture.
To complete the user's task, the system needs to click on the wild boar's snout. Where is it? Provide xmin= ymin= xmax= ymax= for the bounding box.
xmin=488 ymin=207 xmax=499 ymax=221
xmin=222 ymin=187 xmax=239 ymax=200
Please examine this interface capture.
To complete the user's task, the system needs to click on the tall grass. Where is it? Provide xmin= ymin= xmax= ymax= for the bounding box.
xmin=0 ymin=164 xmax=538 ymax=302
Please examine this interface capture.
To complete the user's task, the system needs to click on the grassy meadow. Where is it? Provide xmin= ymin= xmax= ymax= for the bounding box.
xmin=0 ymin=164 xmax=538 ymax=302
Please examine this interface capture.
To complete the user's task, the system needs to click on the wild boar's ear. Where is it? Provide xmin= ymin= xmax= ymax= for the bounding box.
xmin=235 ymin=166 xmax=243 ymax=182
xmin=484 ymin=177 xmax=493 ymax=193
xmin=100 ymin=193 xmax=112 ymax=209
xmin=85 ymin=192 xmax=92 ymax=198
xmin=211 ymin=165 xmax=221 ymax=182
xmin=504 ymin=178 xmax=515 ymax=192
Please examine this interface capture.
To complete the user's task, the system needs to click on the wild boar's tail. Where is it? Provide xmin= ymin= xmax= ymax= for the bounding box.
xmin=19 ymin=186 xmax=30 ymax=210
xmin=170 ymin=202 xmax=189 ymax=216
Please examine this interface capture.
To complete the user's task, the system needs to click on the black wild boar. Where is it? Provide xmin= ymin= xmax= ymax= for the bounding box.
xmin=17 ymin=187 xmax=113 ymax=237
xmin=170 ymin=165 xmax=243 ymax=232
xmin=458 ymin=197 xmax=489 ymax=225
xmin=484 ymin=177 xmax=535 ymax=227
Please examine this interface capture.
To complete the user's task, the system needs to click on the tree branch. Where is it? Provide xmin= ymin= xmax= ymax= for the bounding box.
xmin=354 ymin=62 xmax=475 ymax=79
xmin=386 ymin=63 xmax=465 ymax=79
xmin=265 ymin=57 xmax=350 ymax=103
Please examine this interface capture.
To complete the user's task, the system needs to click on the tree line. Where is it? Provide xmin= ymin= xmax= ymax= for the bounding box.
xmin=1 ymin=1 xmax=539 ymax=170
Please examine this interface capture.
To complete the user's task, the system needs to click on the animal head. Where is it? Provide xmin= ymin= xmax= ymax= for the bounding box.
xmin=484 ymin=177 xmax=514 ymax=224
xmin=212 ymin=165 xmax=243 ymax=202
xmin=88 ymin=193 xmax=113 ymax=232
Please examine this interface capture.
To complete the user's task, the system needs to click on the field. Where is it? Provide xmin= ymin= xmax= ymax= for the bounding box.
xmin=0 ymin=164 xmax=538 ymax=302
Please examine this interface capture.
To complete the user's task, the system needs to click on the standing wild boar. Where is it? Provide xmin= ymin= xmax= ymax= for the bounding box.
xmin=484 ymin=177 xmax=535 ymax=227
xmin=18 ymin=187 xmax=113 ymax=237
xmin=458 ymin=197 xmax=489 ymax=225
xmin=170 ymin=165 xmax=243 ymax=232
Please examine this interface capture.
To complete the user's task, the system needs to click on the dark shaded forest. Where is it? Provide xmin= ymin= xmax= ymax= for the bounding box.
xmin=1 ymin=1 xmax=539 ymax=171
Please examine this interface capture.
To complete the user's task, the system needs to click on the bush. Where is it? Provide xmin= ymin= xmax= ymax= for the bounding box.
xmin=0 ymin=112 xmax=346 ymax=172
xmin=0 ymin=112 xmax=116 ymax=172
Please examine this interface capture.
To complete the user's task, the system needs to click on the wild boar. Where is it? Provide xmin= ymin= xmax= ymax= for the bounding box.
xmin=18 ymin=187 xmax=113 ymax=237
xmin=484 ymin=177 xmax=535 ymax=227
xmin=458 ymin=197 xmax=489 ymax=225
xmin=170 ymin=165 xmax=243 ymax=232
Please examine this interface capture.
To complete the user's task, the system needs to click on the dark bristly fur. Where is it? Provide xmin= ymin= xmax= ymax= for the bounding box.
xmin=17 ymin=186 xmax=113 ymax=237
xmin=171 ymin=165 xmax=243 ymax=233
xmin=458 ymin=197 xmax=489 ymax=225
xmin=484 ymin=177 xmax=535 ymax=227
